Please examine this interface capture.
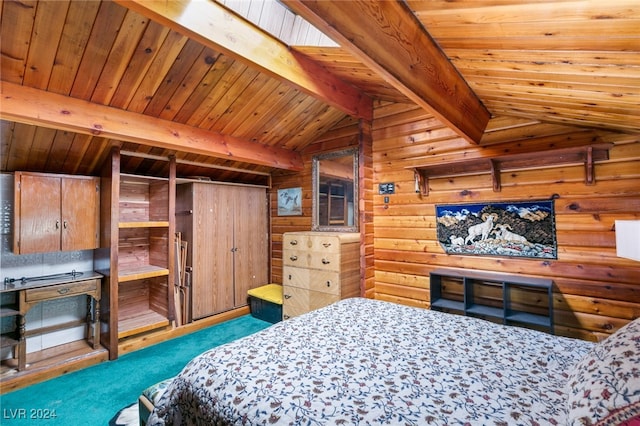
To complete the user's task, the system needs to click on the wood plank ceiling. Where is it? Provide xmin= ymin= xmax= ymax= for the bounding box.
xmin=1 ymin=0 xmax=639 ymax=183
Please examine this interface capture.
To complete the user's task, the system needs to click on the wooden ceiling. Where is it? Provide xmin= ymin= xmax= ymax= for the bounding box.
xmin=1 ymin=0 xmax=638 ymax=182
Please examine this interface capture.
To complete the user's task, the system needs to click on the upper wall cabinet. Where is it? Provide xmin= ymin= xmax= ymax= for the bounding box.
xmin=13 ymin=172 xmax=100 ymax=254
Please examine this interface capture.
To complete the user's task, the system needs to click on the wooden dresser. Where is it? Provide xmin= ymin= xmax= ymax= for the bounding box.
xmin=282 ymin=232 xmax=360 ymax=319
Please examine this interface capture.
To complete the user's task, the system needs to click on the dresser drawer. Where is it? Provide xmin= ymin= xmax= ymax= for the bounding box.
xmin=283 ymin=233 xmax=342 ymax=254
xmin=283 ymin=250 xmax=341 ymax=272
xmin=282 ymin=286 xmax=339 ymax=319
xmin=283 ymin=266 xmax=340 ymax=294
xmin=25 ymin=279 xmax=100 ymax=303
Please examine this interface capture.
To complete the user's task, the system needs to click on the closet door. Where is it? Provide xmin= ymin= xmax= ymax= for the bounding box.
xmin=190 ymin=184 xmax=234 ymax=319
xmin=232 ymin=186 xmax=268 ymax=307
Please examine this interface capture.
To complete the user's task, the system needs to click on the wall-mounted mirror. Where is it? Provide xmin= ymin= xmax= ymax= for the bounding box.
xmin=312 ymin=148 xmax=358 ymax=232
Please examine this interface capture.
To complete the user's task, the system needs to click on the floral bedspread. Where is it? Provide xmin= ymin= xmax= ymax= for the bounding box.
xmin=149 ymin=298 xmax=593 ymax=426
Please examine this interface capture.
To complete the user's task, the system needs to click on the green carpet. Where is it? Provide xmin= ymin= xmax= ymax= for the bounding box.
xmin=0 ymin=314 xmax=272 ymax=425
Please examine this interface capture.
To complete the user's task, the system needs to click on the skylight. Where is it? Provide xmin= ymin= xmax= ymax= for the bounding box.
xmin=218 ymin=0 xmax=338 ymax=47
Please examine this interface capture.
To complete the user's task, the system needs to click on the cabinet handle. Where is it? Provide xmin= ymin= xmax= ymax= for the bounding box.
xmin=322 ymin=258 xmax=330 ymax=264
xmin=63 ymin=220 xmax=68 ymax=229
xmin=290 ymin=240 xmax=298 ymax=246
xmin=284 ymin=294 xmax=291 ymax=299
xmin=326 ymin=281 xmax=331 ymax=287
xmin=322 ymin=242 xmax=331 ymax=248
xmin=288 ymin=274 xmax=292 ymax=280
xmin=289 ymin=255 xmax=298 ymax=261
xmin=283 ymin=315 xmax=290 ymax=320
xmin=55 ymin=220 xmax=60 ymax=230
xmin=57 ymin=287 xmax=70 ymax=295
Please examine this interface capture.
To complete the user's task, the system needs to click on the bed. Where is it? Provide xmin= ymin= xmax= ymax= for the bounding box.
xmin=147 ymin=298 xmax=640 ymax=425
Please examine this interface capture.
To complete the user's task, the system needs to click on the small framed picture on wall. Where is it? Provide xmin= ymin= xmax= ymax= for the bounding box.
xmin=277 ymin=187 xmax=302 ymax=216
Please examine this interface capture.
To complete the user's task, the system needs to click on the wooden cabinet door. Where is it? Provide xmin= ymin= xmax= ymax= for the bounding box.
xmin=233 ymin=186 xmax=268 ymax=307
xmin=14 ymin=172 xmax=100 ymax=254
xmin=15 ymin=174 xmax=61 ymax=254
xmin=61 ymin=177 xmax=99 ymax=251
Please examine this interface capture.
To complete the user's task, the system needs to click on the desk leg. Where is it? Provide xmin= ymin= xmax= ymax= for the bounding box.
xmin=87 ymin=296 xmax=100 ymax=350
xmin=17 ymin=314 xmax=26 ymax=371
xmin=93 ymin=296 xmax=100 ymax=349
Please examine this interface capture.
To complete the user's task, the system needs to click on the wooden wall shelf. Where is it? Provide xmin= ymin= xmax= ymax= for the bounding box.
xmin=411 ymin=143 xmax=612 ymax=195
xmin=117 ymin=265 xmax=169 ymax=282
xmin=119 ymin=221 xmax=170 ymax=228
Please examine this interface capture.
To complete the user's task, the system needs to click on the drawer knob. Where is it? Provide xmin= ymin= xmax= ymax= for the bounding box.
xmin=57 ymin=287 xmax=70 ymax=295
xmin=284 ymin=294 xmax=291 ymax=299
xmin=283 ymin=315 xmax=290 ymax=320
xmin=289 ymin=255 xmax=298 ymax=261
xmin=322 ymin=242 xmax=331 ymax=248
xmin=322 ymin=258 xmax=330 ymax=265
xmin=326 ymin=281 xmax=331 ymax=287
xmin=290 ymin=240 xmax=298 ymax=246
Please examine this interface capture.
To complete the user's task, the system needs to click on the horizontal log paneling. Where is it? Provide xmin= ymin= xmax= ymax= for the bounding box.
xmin=557 ymin=294 xmax=640 ymax=321
xmin=374 ymin=293 xmax=427 ymax=309
xmin=371 ymin=104 xmax=639 ymax=341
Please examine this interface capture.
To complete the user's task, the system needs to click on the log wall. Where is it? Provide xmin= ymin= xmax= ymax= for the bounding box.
xmin=270 ymin=115 xmax=374 ymax=293
xmin=371 ymin=103 xmax=640 ymax=342
xmin=271 ymin=102 xmax=640 ymax=342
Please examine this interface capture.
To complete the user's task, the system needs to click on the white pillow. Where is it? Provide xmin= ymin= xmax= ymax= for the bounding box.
xmin=565 ymin=317 xmax=640 ymax=425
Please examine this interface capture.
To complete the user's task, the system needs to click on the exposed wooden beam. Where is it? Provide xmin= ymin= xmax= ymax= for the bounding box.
xmin=0 ymin=82 xmax=303 ymax=171
xmin=115 ymin=0 xmax=373 ymax=121
xmin=282 ymin=0 xmax=490 ymax=144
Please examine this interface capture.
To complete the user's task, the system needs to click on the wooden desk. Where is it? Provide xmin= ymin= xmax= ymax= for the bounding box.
xmin=1 ymin=271 xmax=102 ymax=371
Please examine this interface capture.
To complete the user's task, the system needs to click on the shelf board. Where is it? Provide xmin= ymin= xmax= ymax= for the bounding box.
xmin=412 ymin=143 xmax=612 ymax=194
xmin=118 ymin=310 xmax=170 ymax=339
xmin=431 ymin=298 xmax=464 ymax=311
xmin=1 ymin=334 xmax=19 ymax=348
xmin=466 ymin=304 xmax=503 ymax=319
xmin=120 ymin=173 xmax=168 ymax=182
xmin=506 ymin=311 xmax=552 ymax=328
xmin=0 ymin=307 xmax=19 ymax=318
xmin=119 ymin=221 xmax=169 ymax=228
xmin=118 ymin=265 xmax=169 ymax=282
xmin=431 ymin=268 xmax=552 ymax=288
xmin=1 ymin=340 xmax=108 ymax=392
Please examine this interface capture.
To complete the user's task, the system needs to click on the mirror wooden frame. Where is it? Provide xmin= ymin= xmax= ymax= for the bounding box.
xmin=312 ymin=148 xmax=359 ymax=232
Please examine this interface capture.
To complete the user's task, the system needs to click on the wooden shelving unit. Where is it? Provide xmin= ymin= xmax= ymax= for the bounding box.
xmin=116 ymin=172 xmax=173 ymax=340
xmin=412 ymin=144 xmax=612 ymax=195
xmin=98 ymin=148 xmax=176 ymax=359
xmin=430 ymin=268 xmax=554 ymax=333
